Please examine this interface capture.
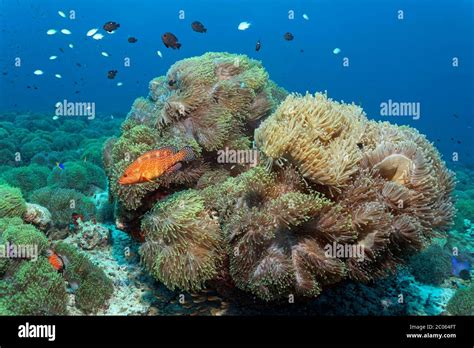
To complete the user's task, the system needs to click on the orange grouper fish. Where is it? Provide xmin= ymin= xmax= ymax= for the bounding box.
xmin=118 ymin=145 xmax=195 ymax=185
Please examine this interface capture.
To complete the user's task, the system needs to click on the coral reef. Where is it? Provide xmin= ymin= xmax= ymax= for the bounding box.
xmin=104 ymin=52 xmax=287 ymax=218
xmin=0 ymin=54 xmax=457 ymax=312
xmin=100 ymin=54 xmax=455 ymax=302
xmin=453 ymin=199 xmax=474 ymax=232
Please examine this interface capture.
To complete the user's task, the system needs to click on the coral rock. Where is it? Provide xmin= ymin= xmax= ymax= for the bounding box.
xmin=75 ymin=220 xmax=110 ymax=250
xmin=23 ymin=203 xmax=52 ymax=231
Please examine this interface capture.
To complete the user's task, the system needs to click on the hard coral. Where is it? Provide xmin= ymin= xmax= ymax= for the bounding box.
xmin=74 ymin=220 xmax=110 ymax=250
xmin=23 ymin=203 xmax=52 ymax=231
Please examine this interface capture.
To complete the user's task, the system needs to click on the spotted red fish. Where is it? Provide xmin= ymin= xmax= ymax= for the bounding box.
xmin=118 ymin=146 xmax=195 ymax=185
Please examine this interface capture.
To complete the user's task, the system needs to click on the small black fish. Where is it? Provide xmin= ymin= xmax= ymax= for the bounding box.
xmin=300 ymin=49 xmax=304 ymax=53
xmin=103 ymin=21 xmax=120 ymax=33
xmin=128 ymin=37 xmax=138 ymax=43
xmin=453 ymin=114 xmax=459 ymax=119
xmin=162 ymin=32 xmax=181 ymax=49
xmin=356 ymin=142 xmax=364 ymax=150
xmin=191 ymin=21 xmax=207 ymax=33
xmin=33 ymin=86 xmax=38 ymax=90
xmin=59 ymin=48 xmax=64 ymax=53
xmin=2 ymin=72 xmax=7 ymax=75
xmin=75 ymin=90 xmax=80 ymax=94
xmin=255 ymin=40 xmax=261 ymax=52
xmin=26 ymin=85 xmax=31 ymax=89
xmin=76 ymin=62 xmax=82 ymax=67
xmin=284 ymin=32 xmax=294 ymax=41
xmin=107 ymin=70 xmax=118 ymax=79
xmin=457 ymin=140 xmax=462 ymax=144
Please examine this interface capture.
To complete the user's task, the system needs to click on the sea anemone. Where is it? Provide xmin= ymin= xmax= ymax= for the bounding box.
xmin=29 ymin=187 xmax=96 ymax=228
xmin=255 ymin=93 xmax=366 ymax=188
xmin=105 ymin=52 xmax=282 ymax=217
xmin=0 ymin=184 xmax=27 ymax=218
xmin=140 ymin=190 xmax=224 ymax=291
xmin=102 ymin=55 xmax=455 ymax=302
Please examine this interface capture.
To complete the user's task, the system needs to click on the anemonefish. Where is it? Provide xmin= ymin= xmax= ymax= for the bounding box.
xmin=46 ymin=250 xmax=69 ymax=273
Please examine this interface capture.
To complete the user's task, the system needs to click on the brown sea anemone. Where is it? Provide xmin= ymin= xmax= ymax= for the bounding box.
xmin=104 ymin=52 xmax=287 ymax=218
xmin=104 ymin=55 xmax=455 ymax=303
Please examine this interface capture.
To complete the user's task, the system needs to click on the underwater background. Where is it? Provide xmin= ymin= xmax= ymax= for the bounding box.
xmin=0 ymin=0 xmax=473 ymax=316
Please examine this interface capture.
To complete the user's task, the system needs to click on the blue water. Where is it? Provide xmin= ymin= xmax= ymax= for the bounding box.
xmin=0 ymin=0 xmax=472 ymax=162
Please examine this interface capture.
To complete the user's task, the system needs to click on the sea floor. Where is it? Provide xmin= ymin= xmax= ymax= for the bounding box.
xmin=59 ymin=222 xmax=470 ymax=316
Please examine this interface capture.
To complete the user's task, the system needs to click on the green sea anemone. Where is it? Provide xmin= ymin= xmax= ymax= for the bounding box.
xmin=0 ymin=257 xmax=68 ymax=315
xmin=407 ymin=244 xmax=451 ymax=285
xmin=140 ymin=190 xmax=224 ymax=292
xmin=54 ymin=241 xmax=113 ymax=314
xmin=0 ymin=164 xmax=50 ymax=196
xmin=0 ymin=184 xmax=27 ymax=218
xmin=47 ymin=161 xmax=88 ymax=192
xmin=29 ymin=187 xmax=96 ymax=228
xmin=1 ymin=218 xmax=49 ymax=255
xmin=446 ymin=284 xmax=474 ymax=315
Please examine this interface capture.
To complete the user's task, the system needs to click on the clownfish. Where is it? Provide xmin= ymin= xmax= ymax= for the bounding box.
xmin=46 ymin=250 xmax=69 ymax=273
